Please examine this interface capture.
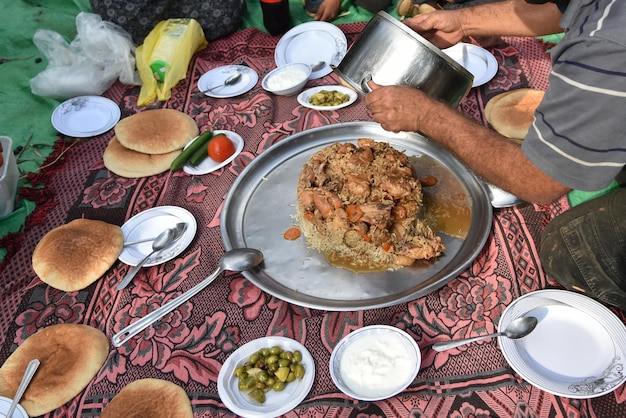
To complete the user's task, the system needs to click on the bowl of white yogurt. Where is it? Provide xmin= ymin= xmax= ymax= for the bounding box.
xmin=330 ymin=325 xmax=421 ymax=401
xmin=262 ymin=63 xmax=312 ymax=96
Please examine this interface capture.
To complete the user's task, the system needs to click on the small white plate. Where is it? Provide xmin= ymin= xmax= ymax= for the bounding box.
xmin=183 ymin=130 xmax=244 ymax=175
xmin=218 ymin=336 xmax=315 ymax=418
xmin=275 ymin=22 xmax=348 ymax=79
xmin=198 ymin=65 xmax=258 ymax=98
xmin=119 ymin=206 xmax=197 ymax=267
xmin=297 ymin=85 xmax=358 ymax=111
xmin=443 ymin=43 xmax=498 ymax=87
xmin=499 ymin=289 xmax=626 ymax=398
xmin=51 ymin=96 xmax=120 ymax=137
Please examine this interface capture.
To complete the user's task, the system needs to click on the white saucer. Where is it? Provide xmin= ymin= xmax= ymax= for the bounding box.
xmin=443 ymin=43 xmax=498 ymax=87
xmin=183 ymin=130 xmax=244 ymax=175
xmin=198 ymin=65 xmax=258 ymax=98
xmin=297 ymin=85 xmax=358 ymax=111
xmin=51 ymin=96 xmax=120 ymax=137
xmin=218 ymin=336 xmax=315 ymax=418
xmin=275 ymin=22 xmax=347 ymax=79
xmin=499 ymin=289 xmax=626 ymax=398
xmin=119 ymin=206 xmax=197 ymax=266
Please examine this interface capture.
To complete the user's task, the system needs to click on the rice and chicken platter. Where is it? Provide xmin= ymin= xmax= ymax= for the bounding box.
xmin=296 ymin=138 xmax=445 ymax=271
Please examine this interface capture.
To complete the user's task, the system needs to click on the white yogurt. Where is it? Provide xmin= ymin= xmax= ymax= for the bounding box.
xmin=339 ymin=331 xmax=415 ymax=398
xmin=267 ymin=68 xmax=308 ymax=90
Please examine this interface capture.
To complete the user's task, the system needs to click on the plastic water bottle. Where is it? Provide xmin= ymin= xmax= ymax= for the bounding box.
xmin=260 ymin=0 xmax=292 ymax=36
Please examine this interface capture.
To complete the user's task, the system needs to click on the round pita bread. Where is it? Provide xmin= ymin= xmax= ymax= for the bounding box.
xmin=100 ymin=379 xmax=193 ymax=418
xmin=114 ymin=109 xmax=199 ymax=154
xmin=0 ymin=324 xmax=109 ymax=417
xmin=103 ymin=136 xmax=181 ymax=178
xmin=32 ymin=218 xmax=123 ymax=291
xmin=485 ymin=88 xmax=545 ymax=140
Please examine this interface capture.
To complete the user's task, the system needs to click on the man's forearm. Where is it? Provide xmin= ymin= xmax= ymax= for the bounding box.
xmin=419 ymin=99 xmax=570 ymax=204
xmin=460 ymin=0 xmax=563 ymax=38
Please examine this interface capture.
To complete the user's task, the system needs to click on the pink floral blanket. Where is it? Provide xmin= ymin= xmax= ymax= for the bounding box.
xmin=2 ymin=24 xmax=625 ymax=417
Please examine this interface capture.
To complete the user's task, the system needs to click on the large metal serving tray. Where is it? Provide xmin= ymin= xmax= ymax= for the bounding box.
xmin=221 ymin=122 xmax=492 ymax=311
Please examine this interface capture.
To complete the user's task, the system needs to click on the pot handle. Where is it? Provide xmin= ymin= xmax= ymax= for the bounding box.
xmin=361 ymin=73 xmax=373 ymax=94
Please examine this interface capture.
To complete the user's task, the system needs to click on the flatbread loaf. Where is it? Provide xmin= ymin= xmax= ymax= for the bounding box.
xmin=32 ymin=218 xmax=124 ymax=291
xmin=485 ymin=88 xmax=545 ymax=140
xmin=103 ymin=136 xmax=181 ymax=178
xmin=100 ymin=379 xmax=193 ymax=418
xmin=114 ymin=109 xmax=199 ymax=154
xmin=0 ymin=324 xmax=109 ymax=417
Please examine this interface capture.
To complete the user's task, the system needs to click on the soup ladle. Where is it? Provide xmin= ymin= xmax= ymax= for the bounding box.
xmin=432 ymin=316 xmax=538 ymax=351
xmin=112 ymin=248 xmax=264 ymax=347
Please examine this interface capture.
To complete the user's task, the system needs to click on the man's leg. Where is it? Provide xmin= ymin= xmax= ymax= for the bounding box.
xmin=540 ymin=187 xmax=626 ymax=311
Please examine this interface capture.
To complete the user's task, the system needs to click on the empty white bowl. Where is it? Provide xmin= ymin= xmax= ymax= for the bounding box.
xmin=262 ymin=63 xmax=312 ymax=96
xmin=329 ymin=325 xmax=421 ymax=401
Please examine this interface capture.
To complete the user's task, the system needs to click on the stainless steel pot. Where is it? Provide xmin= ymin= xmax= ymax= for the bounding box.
xmin=332 ymin=11 xmax=473 ymax=107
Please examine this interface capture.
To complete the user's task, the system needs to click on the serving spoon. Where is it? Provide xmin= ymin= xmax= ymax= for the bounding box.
xmin=6 ymin=359 xmax=40 ymax=418
xmin=117 ymin=222 xmax=188 ymax=290
xmin=432 ymin=316 xmax=538 ymax=352
xmin=112 ymin=248 xmax=264 ymax=347
xmin=200 ymin=72 xmax=242 ymax=93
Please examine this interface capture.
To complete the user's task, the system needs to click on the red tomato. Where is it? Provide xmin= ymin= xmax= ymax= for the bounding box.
xmin=208 ymin=134 xmax=236 ymax=163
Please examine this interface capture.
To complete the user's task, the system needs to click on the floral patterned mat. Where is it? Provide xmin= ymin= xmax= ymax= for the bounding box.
xmin=2 ymin=24 xmax=625 ymax=417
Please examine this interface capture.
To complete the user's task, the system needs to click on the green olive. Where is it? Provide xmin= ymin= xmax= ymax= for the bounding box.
xmin=278 ymin=358 xmax=291 ymax=368
xmin=293 ymin=350 xmax=302 ymax=362
xmin=270 ymin=346 xmax=282 ymax=355
xmin=248 ymin=388 xmax=266 ymax=404
xmin=272 ymin=381 xmax=286 ymax=391
xmin=294 ymin=364 xmax=305 ymax=379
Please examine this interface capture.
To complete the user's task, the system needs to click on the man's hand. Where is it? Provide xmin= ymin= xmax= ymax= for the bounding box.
xmin=315 ymin=0 xmax=342 ymax=21
xmin=365 ymin=82 xmax=433 ymax=133
xmin=404 ymin=10 xmax=465 ymax=48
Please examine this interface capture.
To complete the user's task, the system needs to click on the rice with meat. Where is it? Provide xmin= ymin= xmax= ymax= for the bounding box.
xmin=296 ymin=138 xmax=445 ymax=271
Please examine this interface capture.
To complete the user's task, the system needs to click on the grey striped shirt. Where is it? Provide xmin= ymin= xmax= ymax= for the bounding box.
xmin=522 ymin=0 xmax=626 ymax=191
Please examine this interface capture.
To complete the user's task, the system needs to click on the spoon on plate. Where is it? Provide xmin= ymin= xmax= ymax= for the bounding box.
xmin=432 ymin=316 xmax=538 ymax=351
xmin=6 ymin=359 xmax=40 ymax=418
xmin=112 ymin=248 xmax=264 ymax=347
xmin=200 ymin=72 xmax=242 ymax=93
xmin=310 ymin=61 xmax=325 ymax=72
xmin=117 ymin=222 xmax=188 ymax=290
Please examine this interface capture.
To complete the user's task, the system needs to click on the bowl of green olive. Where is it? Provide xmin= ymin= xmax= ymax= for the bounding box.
xmin=297 ymin=85 xmax=358 ymax=111
xmin=217 ymin=336 xmax=315 ymax=417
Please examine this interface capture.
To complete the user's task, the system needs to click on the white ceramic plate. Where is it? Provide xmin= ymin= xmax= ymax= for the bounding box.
xmin=183 ymin=130 xmax=244 ymax=175
xmin=51 ymin=96 xmax=120 ymax=137
xmin=218 ymin=336 xmax=315 ymax=418
xmin=198 ymin=65 xmax=258 ymax=98
xmin=297 ymin=85 xmax=358 ymax=111
xmin=443 ymin=43 xmax=498 ymax=87
xmin=499 ymin=289 xmax=626 ymax=398
xmin=275 ymin=22 xmax=347 ymax=79
xmin=119 ymin=206 xmax=197 ymax=266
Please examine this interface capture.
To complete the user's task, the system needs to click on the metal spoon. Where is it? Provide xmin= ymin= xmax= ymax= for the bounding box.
xmin=117 ymin=222 xmax=188 ymax=290
xmin=310 ymin=61 xmax=325 ymax=72
xmin=6 ymin=359 xmax=40 ymax=418
xmin=111 ymin=248 xmax=264 ymax=347
xmin=200 ymin=72 xmax=242 ymax=93
xmin=432 ymin=316 xmax=538 ymax=352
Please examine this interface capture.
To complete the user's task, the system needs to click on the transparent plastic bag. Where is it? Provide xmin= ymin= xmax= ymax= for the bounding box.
xmin=30 ymin=12 xmax=140 ymax=99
